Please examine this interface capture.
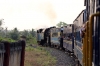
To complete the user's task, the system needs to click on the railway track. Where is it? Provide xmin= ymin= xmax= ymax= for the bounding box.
xmin=31 ymin=44 xmax=78 ymax=66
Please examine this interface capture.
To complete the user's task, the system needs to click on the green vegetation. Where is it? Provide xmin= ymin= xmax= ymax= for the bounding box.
xmin=0 ymin=21 xmax=37 ymax=43
xmin=0 ymin=37 xmax=16 ymax=42
xmin=26 ymin=37 xmax=37 ymax=45
xmin=56 ymin=21 xmax=67 ymax=27
xmin=25 ymin=46 xmax=57 ymax=66
xmin=0 ymin=18 xmax=57 ymax=66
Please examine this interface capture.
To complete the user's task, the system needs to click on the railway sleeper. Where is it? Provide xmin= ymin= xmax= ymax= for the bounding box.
xmin=54 ymin=45 xmax=59 ymax=50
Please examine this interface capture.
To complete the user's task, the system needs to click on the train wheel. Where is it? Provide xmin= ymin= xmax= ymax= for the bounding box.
xmin=62 ymin=47 xmax=65 ymax=51
xmin=57 ymin=45 xmax=59 ymax=49
xmin=56 ymin=45 xmax=59 ymax=49
xmin=58 ymin=46 xmax=60 ymax=49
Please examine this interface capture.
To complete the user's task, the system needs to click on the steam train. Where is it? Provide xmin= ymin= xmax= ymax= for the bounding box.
xmin=37 ymin=0 xmax=100 ymax=66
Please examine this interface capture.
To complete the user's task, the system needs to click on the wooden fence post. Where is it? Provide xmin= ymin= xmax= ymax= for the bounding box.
xmin=20 ymin=40 xmax=26 ymax=66
xmin=3 ymin=41 xmax=10 ymax=66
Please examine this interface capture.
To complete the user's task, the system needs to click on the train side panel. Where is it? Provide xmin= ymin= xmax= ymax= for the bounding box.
xmin=74 ymin=31 xmax=83 ymax=65
xmin=73 ymin=10 xmax=84 ymax=65
xmin=37 ymin=33 xmax=42 ymax=42
xmin=36 ymin=29 xmax=44 ymax=45
xmin=50 ymin=28 xmax=60 ymax=46
xmin=63 ymin=39 xmax=73 ymax=52
xmin=63 ymin=25 xmax=74 ymax=52
xmin=63 ymin=24 xmax=74 ymax=52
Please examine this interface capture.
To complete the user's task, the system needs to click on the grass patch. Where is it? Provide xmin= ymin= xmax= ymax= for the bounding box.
xmin=26 ymin=37 xmax=37 ymax=45
xmin=25 ymin=46 xmax=57 ymax=66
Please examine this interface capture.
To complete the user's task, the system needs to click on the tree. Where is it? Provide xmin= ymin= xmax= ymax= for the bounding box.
xmin=56 ymin=21 xmax=67 ymax=27
xmin=0 ymin=19 xmax=4 ymax=37
xmin=30 ymin=29 xmax=36 ymax=37
xmin=10 ymin=28 xmax=19 ymax=40
xmin=22 ymin=30 xmax=29 ymax=37
xmin=0 ymin=19 xmax=4 ymax=26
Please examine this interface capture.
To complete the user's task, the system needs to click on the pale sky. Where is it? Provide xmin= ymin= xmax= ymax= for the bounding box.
xmin=0 ymin=0 xmax=85 ymax=31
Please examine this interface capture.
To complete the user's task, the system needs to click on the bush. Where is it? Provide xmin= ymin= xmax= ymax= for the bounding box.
xmin=26 ymin=37 xmax=37 ymax=45
xmin=0 ymin=36 xmax=16 ymax=42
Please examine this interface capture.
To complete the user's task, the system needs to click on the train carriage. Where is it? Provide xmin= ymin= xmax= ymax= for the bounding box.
xmin=37 ymin=29 xmax=43 ymax=45
xmin=63 ymin=24 xmax=74 ymax=53
xmin=73 ymin=10 xmax=85 ymax=65
xmin=83 ymin=0 xmax=100 ymax=66
xmin=50 ymin=27 xmax=60 ymax=47
xmin=37 ymin=30 xmax=40 ymax=43
xmin=40 ymin=27 xmax=57 ymax=47
xmin=43 ymin=27 xmax=53 ymax=46
xmin=39 ymin=28 xmax=47 ymax=46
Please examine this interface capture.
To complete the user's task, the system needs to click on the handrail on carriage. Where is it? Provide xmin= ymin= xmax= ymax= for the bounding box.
xmin=88 ymin=12 xmax=100 ymax=66
xmin=83 ymin=21 xmax=89 ymax=66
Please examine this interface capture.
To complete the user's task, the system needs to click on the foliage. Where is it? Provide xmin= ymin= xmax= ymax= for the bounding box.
xmin=0 ymin=18 xmax=37 ymax=48
xmin=0 ymin=36 xmax=16 ymax=42
xmin=19 ymin=29 xmax=37 ymax=45
xmin=0 ymin=19 xmax=4 ymax=26
xmin=56 ymin=21 xmax=67 ymax=27
xmin=30 ymin=29 xmax=36 ymax=37
xmin=9 ymin=28 xmax=19 ymax=40
xmin=0 ymin=27 xmax=37 ymax=45
xmin=26 ymin=36 xmax=37 ymax=45
xmin=21 ymin=30 xmax=29 ymax=37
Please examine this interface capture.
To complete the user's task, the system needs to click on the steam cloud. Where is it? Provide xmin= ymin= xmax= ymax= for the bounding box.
xmin=38 ymin=2 xmax=57 ymax=25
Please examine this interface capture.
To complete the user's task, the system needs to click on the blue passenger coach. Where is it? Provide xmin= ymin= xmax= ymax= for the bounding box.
xmin=63 ymin=24 xmax=74 ymax=53
xmin=50 ymin=27 xmax=60 ymax=47
xmin=73 ymin=10 xmax=85 ymax=65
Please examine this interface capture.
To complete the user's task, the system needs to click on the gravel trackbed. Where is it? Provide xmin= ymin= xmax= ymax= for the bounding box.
xmin=45 ymin=47 xmax=76 ymax=66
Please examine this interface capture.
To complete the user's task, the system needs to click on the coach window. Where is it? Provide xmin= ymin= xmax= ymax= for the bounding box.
xmin=52 ymin=33 xmax=58 ymax=37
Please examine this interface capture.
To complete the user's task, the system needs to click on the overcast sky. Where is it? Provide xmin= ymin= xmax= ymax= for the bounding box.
xmin=0 ymin=0 xmax=85 ymax=31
